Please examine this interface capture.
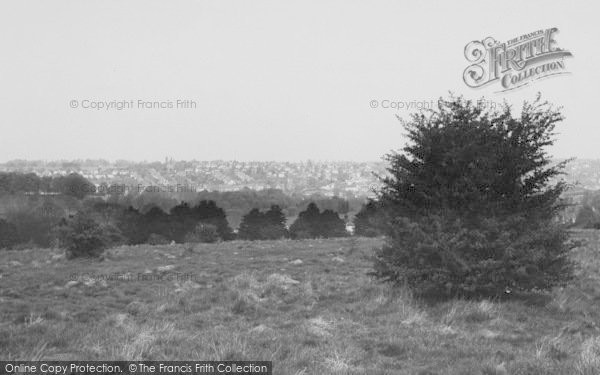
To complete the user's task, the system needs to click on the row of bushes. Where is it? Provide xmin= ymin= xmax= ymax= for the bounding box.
xmin=0 ymin=199 xmax=234 ymax=249
xmin=0 ymin=198 xmax=352 ymax=256
xmin=0 ymin=170 xmax=365 ymax=229
xmin=54 ymin=213 xmax=222 ymax=259
xmin=55 ymin=201 xmax=350 ymax=258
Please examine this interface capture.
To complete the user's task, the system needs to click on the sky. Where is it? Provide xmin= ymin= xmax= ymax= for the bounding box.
xmin=0 ymin=0 xmax=597 ymax=162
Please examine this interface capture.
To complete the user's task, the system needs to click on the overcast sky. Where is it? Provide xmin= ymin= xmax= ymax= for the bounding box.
xmin=0 ymin=0 xmax=597 ymax=162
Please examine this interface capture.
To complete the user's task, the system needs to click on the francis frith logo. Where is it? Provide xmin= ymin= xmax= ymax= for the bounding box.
xmin=463 ymin=28 xmax=572 ymax=92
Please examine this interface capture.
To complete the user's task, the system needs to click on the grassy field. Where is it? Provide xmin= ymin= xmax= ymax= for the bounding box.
xmin=2 ymin=231 xmax=600 ymax=374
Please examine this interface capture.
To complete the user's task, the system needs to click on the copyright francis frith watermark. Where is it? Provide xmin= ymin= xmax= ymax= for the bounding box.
xmin=69 ymin=99 xmax=198 ymax=110
xmin=463 ymin=27 xmax=573 ymax=92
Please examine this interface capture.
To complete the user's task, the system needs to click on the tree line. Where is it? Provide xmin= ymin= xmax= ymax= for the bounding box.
xmin=0 ymin=169 xmax=369 ymax=250
xmin=0 ymin=190 xmax=352 ymax=251
xmin=0 ymin=172 xmax=363 ymax=229
xmin=0 ymin=172 xmax=94 ymax=199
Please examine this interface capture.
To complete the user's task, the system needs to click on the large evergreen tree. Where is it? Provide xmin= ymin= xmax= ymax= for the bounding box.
xmin=372 ymin=95 xmax=574 ymax=298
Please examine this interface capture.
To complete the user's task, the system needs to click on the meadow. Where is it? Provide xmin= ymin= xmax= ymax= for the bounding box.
xmin=1 ymin=231 xmax=600 ymax=374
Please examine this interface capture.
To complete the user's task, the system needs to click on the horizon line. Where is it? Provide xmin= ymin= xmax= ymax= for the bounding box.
xmin=0 ymin=157 xmax=589 ymax=164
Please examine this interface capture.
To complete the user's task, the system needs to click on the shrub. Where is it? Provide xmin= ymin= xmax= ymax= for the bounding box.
xmin=169 ymin=202 xmax=197 ymax=243
xmin=184 ymin=223 xmax=219 ymax=243
xmin=191 ymin=200 xmax=235 ymax=240
xmin=318 ymin=209 xmax=348 ymax=238
xmin=238 ymin=205 xmax=288 ymax=240
xmin=0 ymin=218 xmax=20 ymax=249
xmin=143 ymin=206 xmax=171 ymax=241
xmin=289 ymin=203 xmax=347 ymax=239
xmin=237 ymin=208 xmax=264 ymax=240
xmin=55 ymin=213 xmax=117 ymax=259
xmin=5 ymin=207 xmax=61 ymax=248
xmin=575 ymin=205 xmax=600 ymax=229
xmin=147 ymin=233 xmax=170 ymax=245
xmin=289 ymin=203 xmax=321 ymax=239
xmin=258 ymin=224 xmax=288 ymax=240
xmin=117 ymin=206 xmax=147 ymax=245
xmin=263 ymin=205 xmax=289 ymax=239
xmin=372 ymin=95 xmax=574 ymax=298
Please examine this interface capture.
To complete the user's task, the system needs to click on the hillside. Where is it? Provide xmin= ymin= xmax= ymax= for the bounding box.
xmin=1 ymin=233 xmax=600 ymax=374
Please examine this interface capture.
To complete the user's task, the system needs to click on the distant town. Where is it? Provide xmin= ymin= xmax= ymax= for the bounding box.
xmin=0 ymin=159 xmax=390 ymax=198
xmin=0 ymin=158 xmax=599 ymax=199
